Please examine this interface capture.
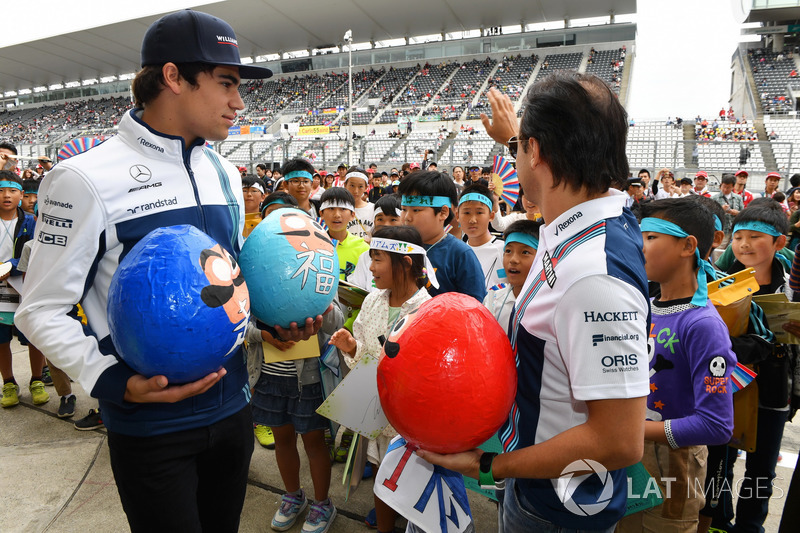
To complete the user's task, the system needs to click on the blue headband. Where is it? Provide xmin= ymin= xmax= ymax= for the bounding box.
xmin=714 ymin=215 xmax=722 ymax=232
xmin=262 ymin=198 xmax=290 ymax=210
xmin=402 ymin=195 xmax=451 ymax=208
xmin=505 ymin=232 xmax=539 ymax=250
xmin=733 ymin=220 xmax=782 ymax=237
xmin=458 ymin=192 xmax=493 ymax=210
xmin=0 ymin=181 xmax=22 ymax=191
xmin=285 ymin=170 xmax=313 ymax=181
xmin=640 ymin=217 xmax=708 ymax=307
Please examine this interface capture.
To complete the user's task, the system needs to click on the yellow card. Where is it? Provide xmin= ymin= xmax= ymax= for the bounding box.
xmin=263 ymin=335 xmax=320 ymax=363
xmin=707 ymin=268 xmax=758 ymax=306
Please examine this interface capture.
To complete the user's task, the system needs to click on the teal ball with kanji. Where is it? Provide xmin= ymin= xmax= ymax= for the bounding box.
xmin=239 ymin=210 xmax=339 ymax=328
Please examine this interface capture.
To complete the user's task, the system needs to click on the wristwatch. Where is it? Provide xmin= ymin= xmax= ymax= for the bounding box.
xmin=478 ymin=452 xmax=502 ymax=488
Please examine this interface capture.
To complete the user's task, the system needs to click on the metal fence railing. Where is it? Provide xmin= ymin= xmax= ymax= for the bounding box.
xmin=12 ymin=133 xmax=800 ymax=192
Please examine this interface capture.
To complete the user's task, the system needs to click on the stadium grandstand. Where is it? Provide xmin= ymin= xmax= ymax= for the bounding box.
xmin=1 ymin=1 xmax=643 ymax=177
xmin=2 ymin=0 xmax=800 ymax=192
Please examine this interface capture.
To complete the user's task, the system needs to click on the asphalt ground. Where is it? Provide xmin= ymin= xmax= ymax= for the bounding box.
xmin=1 ymin=338 xmax=796 ymax=532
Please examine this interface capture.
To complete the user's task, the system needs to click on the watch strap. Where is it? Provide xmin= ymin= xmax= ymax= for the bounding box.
xmin=478 ymin=452 xmax=498 ymax=488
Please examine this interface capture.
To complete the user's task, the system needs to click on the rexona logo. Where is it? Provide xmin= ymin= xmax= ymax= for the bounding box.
xmin=137 ymin=138 xmax=164 ymax=154
xmin=555 ymin=459 xmax=614 ymax=516
xmin=554 ymin=211 xmax=582 ymax=236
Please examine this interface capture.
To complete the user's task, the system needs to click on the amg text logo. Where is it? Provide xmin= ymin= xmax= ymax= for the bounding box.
xmin=128 ymin=182 xmax=163 ymax=193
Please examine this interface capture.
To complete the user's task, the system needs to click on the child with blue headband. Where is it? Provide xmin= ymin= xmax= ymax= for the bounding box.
xmin=729 ymin=199 xmax=791 ymax=295
xmin=484 ymin=220 xmax=542 ymax=332
xmin=717 ymin=199 xmax=796 ymax=532
xmin=0 ymin=170 xmax=42 ymax=408
xmin=330 ymin=225 xmax=434 ymax=533
xmin=260 ymin=191 xmax=299 ymax=219
xmin=21 ymin=179 xmax=39 ymax=217
xmin=684 ymin=194 xmax=786 ymax=532
xmin=458 ymin=183 xmax=507 ymax=291
xmin=617 ymin=198 xmax=735 ymax=532
xmin=398 ymin=171 xmax=486 ymax=302
xmin=282 ymin=158 xmax=318 ymax=217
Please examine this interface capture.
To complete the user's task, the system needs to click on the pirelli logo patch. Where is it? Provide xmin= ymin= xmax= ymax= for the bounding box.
xmin=41 ymin=214 xmax=73 ymax=229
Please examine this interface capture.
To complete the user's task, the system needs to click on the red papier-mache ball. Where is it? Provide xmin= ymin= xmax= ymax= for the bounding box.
xmin=377 ymin=292 xmax=517 ymax=453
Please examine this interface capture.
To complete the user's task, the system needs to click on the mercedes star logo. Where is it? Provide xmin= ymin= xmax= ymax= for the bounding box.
xmin=129 ymin=164 xmax=152 ymax=183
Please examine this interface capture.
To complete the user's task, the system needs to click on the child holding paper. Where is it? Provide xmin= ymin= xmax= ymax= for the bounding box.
xmin=250 ymin=295 xmax=344 ymax=532
xmin=714 ymin=199 xmax=796 ymax=532
xmin=0 ymin=171 xmax=42 ymax=408
xmin=330 ymin=225 xmax=435 ymax=533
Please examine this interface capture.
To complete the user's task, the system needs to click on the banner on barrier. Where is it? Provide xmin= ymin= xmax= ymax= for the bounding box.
xmin=299 ymin=125 xmax=331 ymax=136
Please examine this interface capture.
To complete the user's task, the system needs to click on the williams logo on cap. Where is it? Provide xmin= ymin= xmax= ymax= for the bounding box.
xmin=141 ymin=10 xmax=272 ymax=80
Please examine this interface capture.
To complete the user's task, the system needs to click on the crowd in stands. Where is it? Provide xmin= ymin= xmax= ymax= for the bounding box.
xmin=367 ymin=66 xmax=417 ymax=105
xmin=695 ymin=112 xmax=758 ymax=142
xmin=466 ymin=53 xmax=537 ymax=119
xmin=750 ymin=47 xmax=800 ymax=114
xmin=1 ymin=48 xmax=641 ymax=145
xmin=585 ymin=46 xmax=626 ymax=92
xmin=0 ymin=96 xmax=129 ymax=144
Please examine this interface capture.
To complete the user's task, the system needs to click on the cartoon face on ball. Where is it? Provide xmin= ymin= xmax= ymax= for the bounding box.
xmin=382 ymin=306 xmax=421 ymax=358
xmin=199 ymin=244 xmax=249 ymax=325
xmin=277 ymin=211 xmax=332 ymax=253
xmin=238 ymin=210 xmax=338 ymax=328
xmin=376 ymin=292 xmax=517 ymax=454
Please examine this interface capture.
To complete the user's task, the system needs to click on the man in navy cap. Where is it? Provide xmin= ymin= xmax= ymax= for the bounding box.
xmin=16 ymin=9 xmax=330 ymax=533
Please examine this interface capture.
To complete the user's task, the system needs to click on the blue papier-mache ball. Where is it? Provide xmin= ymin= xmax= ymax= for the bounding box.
xmin=239 ymin=209 xmax=339 ymax=328
xmin=107 ymin=225 xmax=250 ymax=383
